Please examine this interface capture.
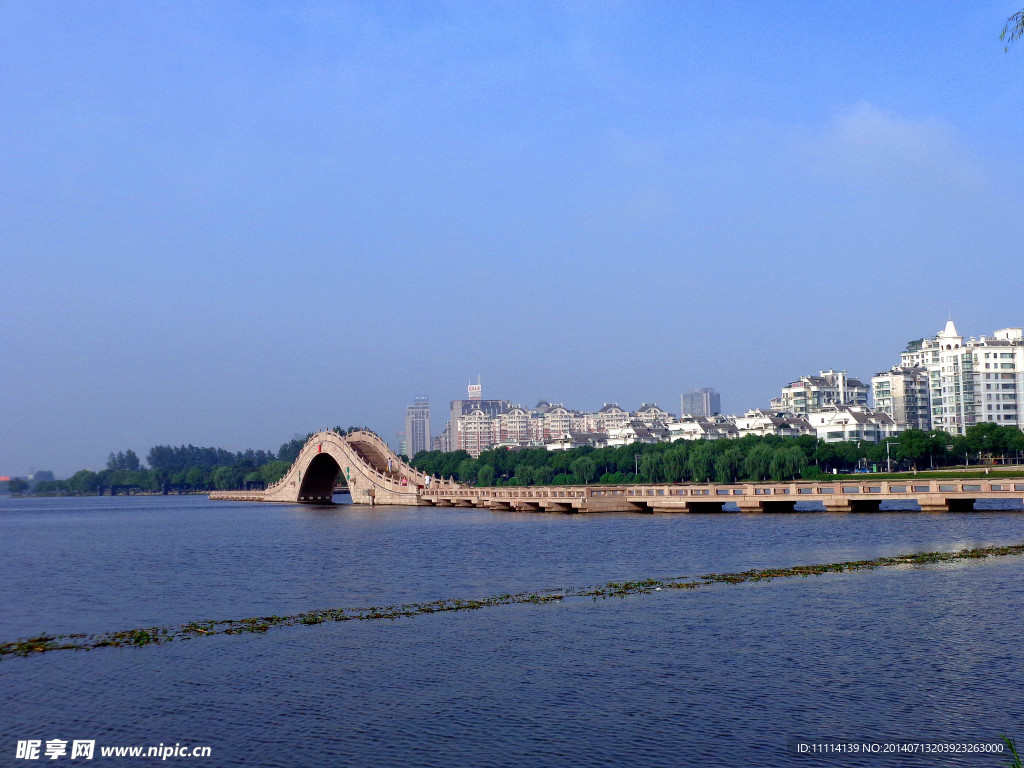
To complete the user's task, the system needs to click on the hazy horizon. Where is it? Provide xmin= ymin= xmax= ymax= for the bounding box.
xmin=3 ymin=2 xmax=1023 ymax=477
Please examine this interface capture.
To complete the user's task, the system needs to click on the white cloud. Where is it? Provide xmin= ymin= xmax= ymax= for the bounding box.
xmin=806 ymin=102 xmax=986 ymax=191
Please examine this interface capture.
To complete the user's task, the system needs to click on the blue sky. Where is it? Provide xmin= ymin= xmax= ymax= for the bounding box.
xmin=2 ymin=1 xmax=1023 ymax=476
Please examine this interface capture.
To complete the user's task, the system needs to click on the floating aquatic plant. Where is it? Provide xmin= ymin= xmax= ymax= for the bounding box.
xmin=4 ymin=543 xmax=1024 ymax=658
xmin=1004 ymin=734 xmax=1022 ymax=768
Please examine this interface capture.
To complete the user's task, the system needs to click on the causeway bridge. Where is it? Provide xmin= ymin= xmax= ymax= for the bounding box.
xmin=419 ymin=478 xmax=1024 ymax=513
xmin=211 ymin=430 xmax=1024 ymax=512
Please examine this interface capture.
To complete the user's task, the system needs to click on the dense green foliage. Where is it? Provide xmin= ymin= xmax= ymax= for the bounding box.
xmin=412 ymin=425 xmax=1024 ymax=486
xmin=23 ymin=435 xmax=320 ymax=496
xmin=19 ymin=426 xmax=378 ymax=496
xmin=145 ymin=445 xmax=277 ymax=473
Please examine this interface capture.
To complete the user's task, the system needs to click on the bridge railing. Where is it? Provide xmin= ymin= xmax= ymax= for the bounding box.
xmin=419 ymin=478 xmax=1024 ymax=500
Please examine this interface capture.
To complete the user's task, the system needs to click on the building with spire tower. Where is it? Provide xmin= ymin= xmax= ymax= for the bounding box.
xmin=872 ymin=319 xmax=1024 ymax=435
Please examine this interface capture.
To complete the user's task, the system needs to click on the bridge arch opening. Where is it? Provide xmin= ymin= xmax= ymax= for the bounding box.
xmin=297 ymin=452 xmax=341 ymax=501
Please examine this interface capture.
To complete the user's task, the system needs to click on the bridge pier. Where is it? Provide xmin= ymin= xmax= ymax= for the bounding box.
xmin=947 ymin=497 xmax=976 ymax=512
xmin=626 ymin=500 xmax=655 ymax=513
xmin=635 ymin=500 xmax=728 ymax=513
xmin=737 ymin=501 xmax=798 ymax=514
xmin=823 ymin=499 xmax=853 ymax=513
xmin=684 ymin=501 xmax=728 ymax=514
xmin=849 ymin=499 xmax=882 ymax=513
xmin=917 ymin=495 xmax=977 ymax=512
xmin=941 ymin=497 xmax=976 ymax=512
xmin=513 ymin=501 xmax=543 ymax=512
xmin=541 ymin=500 xmax=578 ymax=513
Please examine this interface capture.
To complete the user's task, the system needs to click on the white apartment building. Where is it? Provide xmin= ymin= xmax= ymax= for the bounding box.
xmin=456 ymin=406 xmax=497 ymax=457
xmin=631 ymin=403 xmax=675 ymax=425
xmin=540 ymin=404 xmax=582 ymax=439
xmin=770 ymin=370 xmax=869 ymax=417
xmin=889 ymin=321 xmax=1024 ymax=434
xmin=807 ymin=406 xmax=897 ymax=443
xmin=498 ymin=405 xmax=538 ymax=445
xmin=545 ymin=432 xmax=608 ymax=451
xmin=668 ymin=416 xmax=737 ymax=441
xmin=606 ymin=421 xmax=671 ymax=446
xmin=587 ymin=404 xmax=631 ymax=432
xmin=734 ymin=410 xmax=813 ymax=438
xmin=871 ymin=366 xmax=931 ymax=431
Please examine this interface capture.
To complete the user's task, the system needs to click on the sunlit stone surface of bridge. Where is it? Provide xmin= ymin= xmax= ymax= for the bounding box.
xmin=420 ymin=478 xmax=1024 ymax=513
xmin=211 ymin=432 xmax=1024 ymax=512
xmin=210 ymin=430 xmax=459 ymax=505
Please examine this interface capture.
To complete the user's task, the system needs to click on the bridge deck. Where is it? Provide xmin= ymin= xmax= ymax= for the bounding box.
xmin=419 ymin=478 xmax=1024 ymax=513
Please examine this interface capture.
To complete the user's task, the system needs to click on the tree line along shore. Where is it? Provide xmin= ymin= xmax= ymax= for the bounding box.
xmin=7 ymin=432 xmax=351 ymax=497
xmin=410 ymin=423 xmax=1024 ymax=487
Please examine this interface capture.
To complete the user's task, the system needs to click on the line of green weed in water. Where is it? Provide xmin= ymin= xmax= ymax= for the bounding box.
xmin=4 ymin=543 xmax=1024 ymax=658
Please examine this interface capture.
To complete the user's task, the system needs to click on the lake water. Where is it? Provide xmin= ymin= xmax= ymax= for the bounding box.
xmin=2 ymin=494 xmax=1024 ymax=767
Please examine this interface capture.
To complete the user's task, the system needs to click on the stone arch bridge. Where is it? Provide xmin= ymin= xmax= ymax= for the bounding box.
xmin=210 ymin=430 xmax=460 ymax=505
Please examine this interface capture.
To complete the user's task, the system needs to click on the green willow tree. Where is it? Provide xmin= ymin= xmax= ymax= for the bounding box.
xmin=1002 ymin=9 xmax=1024 ymax=50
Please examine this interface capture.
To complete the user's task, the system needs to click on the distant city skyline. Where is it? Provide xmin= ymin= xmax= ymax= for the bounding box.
xmin=2 ymin=4 xmax=1022 ymax=477
xmin=5 ymin=315 xmax=1021 ymax=478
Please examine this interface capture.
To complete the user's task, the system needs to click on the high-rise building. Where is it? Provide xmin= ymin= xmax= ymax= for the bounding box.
xmin=404 ymin=396 xmax=431 ymax=458
xmin=871 ymin=365 xmax=931 ymax=431
xmin=681 ymin=388 xmax=721 ymax=418
xmin=886 ymin=321 xmax=1024 ymax=434
xmin=769 ymin=371 xmax=867 ymax=417
xmin=442 ymin=380 xmax=507 ymax=454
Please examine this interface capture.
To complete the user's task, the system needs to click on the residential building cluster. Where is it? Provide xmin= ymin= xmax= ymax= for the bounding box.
xmin=398 ymin=320 xmax=1024 ymax=459
xmin=405 ymin=381 xmax=892 ymax=459
xmin=872 ymin=321 xmax=1024 ymax=434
